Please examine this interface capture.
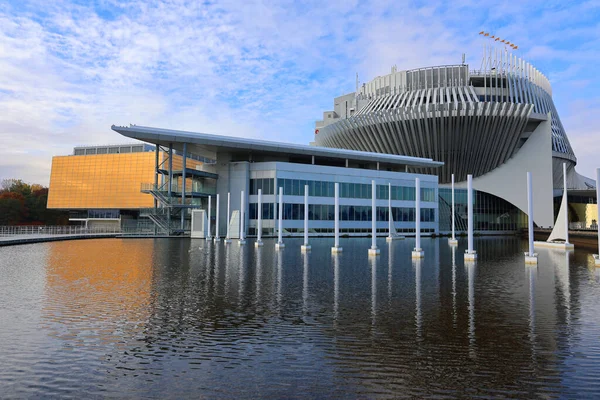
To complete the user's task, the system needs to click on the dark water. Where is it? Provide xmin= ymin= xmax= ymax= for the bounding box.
xmin=1 ymin=237 xmax=600 ymax=398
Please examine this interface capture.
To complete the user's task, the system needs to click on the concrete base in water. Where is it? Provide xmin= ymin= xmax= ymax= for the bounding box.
xmin=534 ymin=241 xmax=574 ymax=250
xmin=368 ymin=247 xmax=380 ymax=256
xmin=301 ymin=245 xmax=311 ymax=251
xmin=448 ymin=238 xmax=458 ymax=246
xmin=464 ymin=250 xmax=477 ymax=261
xmin=386 ymin=236 xmax=405 ymax=241
xmin=331 ymin=246 xmax=343 ymax=253
xmin=524 ymin=253 xmax=538 ymax=265
xmin=412 ymin=248 xmax=424 ymax=258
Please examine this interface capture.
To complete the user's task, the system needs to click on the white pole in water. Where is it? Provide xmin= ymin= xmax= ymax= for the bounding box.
xmin=239 ymin=190 xmax=246 ymax=244
xmin=207 ymin=195 xmax=212 ymax=240
xmin=525 ymin=172 xmax=537 ymax=264
xmin=224 ymin=192 xmax=231 ymax=243
xmin=369 ymin=180 xmax=380 ymax=255
xmin=563 ymin=163 xmax=570 ymax=245
xmin=412 ymin=178 xmax=424 ymax=258
xmin=449 ymin=173 xmax=458 ymax=245
xmin=594 ymin=168 xmax=600 ymax=265
xmin=332 ymin=182 xmax=342 ymax=253
xmin=276 ymin=186 xmax=285 ymax=249
xmin=464 ymin=174 xmax=477 ymax=261
xmin=214 ymin=193 xmax=220 ymax=241
xmin=255 ymin=189 xmax=263 ymax=247
xmin=387 ymin=182 xmax=393 ymax=242
xmin=301 ymin=185 xmax=311 ymax=251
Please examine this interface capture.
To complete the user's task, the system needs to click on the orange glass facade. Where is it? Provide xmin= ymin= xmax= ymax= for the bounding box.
xmin=48 ymin=152 xmax=156 ymax=209
xmin=48 ymin=149 xmax=207 ymax=210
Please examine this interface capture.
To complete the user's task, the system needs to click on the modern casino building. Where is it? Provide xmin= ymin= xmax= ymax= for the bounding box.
xmin=48 ymin=47 xmax=596 ymax=237
xmin=314 ymin=48 xmax=595 ymax=232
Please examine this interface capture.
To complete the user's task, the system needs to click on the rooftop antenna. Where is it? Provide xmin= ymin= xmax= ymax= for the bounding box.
xmin=462 ymin=53 xmax=466 ymax=65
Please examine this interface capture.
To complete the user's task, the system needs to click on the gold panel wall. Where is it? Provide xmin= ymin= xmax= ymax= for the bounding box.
xmin=48 ymin=153 xmax=156 ymax=209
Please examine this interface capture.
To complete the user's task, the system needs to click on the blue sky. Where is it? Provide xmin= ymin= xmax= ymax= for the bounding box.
xmin=1 ymin=0 xmax=598 ymax=184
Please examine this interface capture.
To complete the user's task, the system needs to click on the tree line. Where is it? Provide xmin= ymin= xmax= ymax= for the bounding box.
xmin=0 ymin=179 xmax=69 ymax=226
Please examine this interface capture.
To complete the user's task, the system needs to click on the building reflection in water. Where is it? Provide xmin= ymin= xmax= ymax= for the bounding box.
xmin=26 ymin=236 xmax=600 ymax=397
xmin=43 ymin=239 xmax=154 ymax=344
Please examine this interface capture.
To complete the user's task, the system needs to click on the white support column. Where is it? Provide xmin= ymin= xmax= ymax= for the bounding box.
xmin=224 ymin=192 xmax=231 ymax=243
xmin=239 ymin=190 xmax=246 ymax=244
xmin=387 ymin=182 xmax=393 ymax=242
xmin=214 ymin=193 xmax=221 ymax=241
xmin=412 ymin=178 xmax=424 ymax=258
xmin=369 ymin=180 xmax=380 ymax=255
xmin=301 ymin=184 xmax=311 ymax=251
xmin=332 ymin=182 xmax=342 ymax=253
xmin=563 ymin=163 xmax=570 ymax=245
xmin=449 ymin=173 xmax=458 ymax=245
xmin=255 ymin=189 xmax=263 ymax=247
xmin=276 ymin=186 xmax=285 ymax=249
xmin=525 ymin=172 xmax=538 ymax=264
xmin=594 ymin=168 xmax=600 ymax=265
xmin=464 ymin=174 xmax=477 ymax=261
xmin=207 ymin=195 xmax=212 ymax=240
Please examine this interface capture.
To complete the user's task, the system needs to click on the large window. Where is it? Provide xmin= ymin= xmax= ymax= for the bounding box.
xmin=248 ymin=203 xmax=275 ymax=219
xmin=277 ymin=178 xmax=429 ymax=201
xmin=249 ymin=178 xmax=275 ymax=195
xmin=439 ymin=188 xmax=527 ymax=231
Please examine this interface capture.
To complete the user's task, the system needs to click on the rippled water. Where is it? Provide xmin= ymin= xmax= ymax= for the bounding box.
xmin=1 ymin=237 xmax=600 ymax=398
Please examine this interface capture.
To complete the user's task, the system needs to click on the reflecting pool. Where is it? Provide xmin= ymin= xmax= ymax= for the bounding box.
xmin=1 ymin=237 xmax=600 ymax=398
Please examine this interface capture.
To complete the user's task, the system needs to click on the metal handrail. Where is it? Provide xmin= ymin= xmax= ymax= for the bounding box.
xmin=0 ymin=225 xmax=122 ymax=237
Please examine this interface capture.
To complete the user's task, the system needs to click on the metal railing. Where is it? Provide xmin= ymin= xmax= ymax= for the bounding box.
xmin=0 ymin=225 xmax=123 ymax=237
xmin=569 ymin=222 xmax=598 ymax=231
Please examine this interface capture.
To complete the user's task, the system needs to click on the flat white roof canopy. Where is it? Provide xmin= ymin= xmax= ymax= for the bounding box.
xmin=111 ymin=125 xmax=443 ymax=169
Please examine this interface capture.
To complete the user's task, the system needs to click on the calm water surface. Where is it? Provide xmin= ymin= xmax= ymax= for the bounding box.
xmin=1 ymin=237 xmax=600 ymax=398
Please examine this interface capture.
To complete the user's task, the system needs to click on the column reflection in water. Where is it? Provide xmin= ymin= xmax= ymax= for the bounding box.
xmin=414 ymin=258 xmax=422 ymax=342
xmin=216 ymin=244 xmax=229 ymax=298
xmin=213 ymin=241 xmax=220 ymax=299
xmin=206 ymin=240 xmax=216 ymax=299
xmin=528 ymin=265 xmax=538 ymax=364
xmin=303 ymin=252 xmax=309 ymax=319
xmin=204 ymin=241 xmax=213 ymax=298
xmin=333 ymin=254 xmax=339 ymax=327
xmin=467 ymin=261 xmax=476 ymax=357
xmin=255 ymin=246 xmax=262 ymax=306
xmin=452 ymin=245 xmax=457 ymax=328
xmin=388 ymin=241 xmax=393 ymax=304
xmin=224 ymin=240 xmax=231 ymax=298
xmin=277 ymin=249 xmax=283 ymax=314
xmin=554 ymin=250 xmax=571 ymax=327
xmin=238 ymin=244 xmax=246 ymax=307
xmin=371 ymin=255 xmax=377 ymax=331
